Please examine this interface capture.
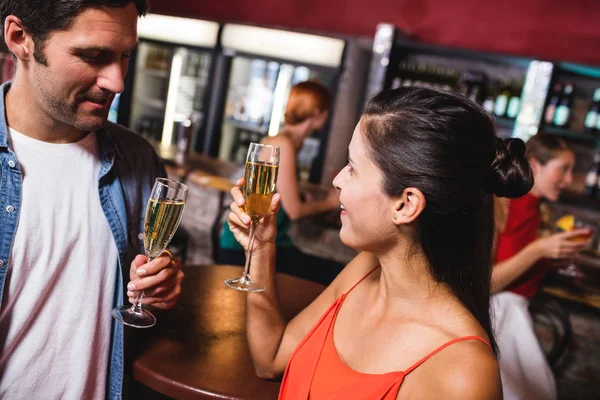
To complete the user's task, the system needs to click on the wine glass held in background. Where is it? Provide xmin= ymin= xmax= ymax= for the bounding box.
xmin=554 ymin=214 xmax=595 ymax=278
xmin=225 ymin=143 xmax=280 ymax=292
xmin=112 ymin=178 xmax=188 ymax=328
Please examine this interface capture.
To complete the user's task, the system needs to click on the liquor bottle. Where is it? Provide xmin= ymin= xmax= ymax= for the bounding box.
xmin=391 ymin=77 xmax=402 ymax=89
xmin=398 ymin=61 xmax=414 ymax=87
xmin=415 ymin=63 xmax=428 ymax=87
xmin=553 ymin=82 xmax=574 ymax=127
xmin=493 ymin=78 xmax=510 ymax=117
xmin=482 ymin=80 xmax=498 ymax=113
xmin=396 ymin=61 xmax=409 ymax=87
xmin=462 ymin=70 xmax=486 ymax=104
xmin=584 ymin=153 xmax=600 ymax=198
xmin=544 ymin=82 xmax=563 ymax=125
xmin=584 ymin=88 xmax=600 ymax=135
xmin=482 ymin=94 xmax=495 ymax=113
xmin=506 ymin=80 xmax=523 ymax=119
xmin=458 ymin=72 xmax=470 ymax=96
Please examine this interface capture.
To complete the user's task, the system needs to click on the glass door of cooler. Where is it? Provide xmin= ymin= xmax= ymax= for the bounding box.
xmin=129 ymin=41 xmax=212 ymax=147
xmin=129 ymin=41 xmax=171 ymax=140
xmin=218 ymin=56 xmax=336 ymax=169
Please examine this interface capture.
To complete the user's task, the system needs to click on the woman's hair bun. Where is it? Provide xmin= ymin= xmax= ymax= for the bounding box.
xmin=486 ymin=137 xmax=534 ymax=198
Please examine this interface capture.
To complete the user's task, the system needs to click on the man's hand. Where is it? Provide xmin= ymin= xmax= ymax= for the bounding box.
xmin=127 ymin=250 xmax=184 ymax=310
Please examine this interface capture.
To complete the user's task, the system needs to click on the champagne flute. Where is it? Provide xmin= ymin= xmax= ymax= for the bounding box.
xmin=225 ymin=143 xmax=280 ymax=292
xmin=112 ymin=178 xmax=188 ymax=328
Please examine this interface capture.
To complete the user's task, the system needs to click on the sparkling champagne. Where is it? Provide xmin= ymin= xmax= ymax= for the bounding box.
xmin=243 ymin=161 xmax=278 ymax=223
xmin=144 ymin=198 xmax=185 ymax=258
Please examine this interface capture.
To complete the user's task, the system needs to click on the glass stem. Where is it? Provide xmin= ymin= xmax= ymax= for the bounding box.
xmin=130 ymin=255 xmax=154 ymax=314
xmin=241 ymin=222 xmax=257 ymax=283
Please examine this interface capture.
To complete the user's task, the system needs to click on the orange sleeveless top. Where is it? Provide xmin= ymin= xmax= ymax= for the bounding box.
xmin=278 ymin=267 xmax=492 ymax=399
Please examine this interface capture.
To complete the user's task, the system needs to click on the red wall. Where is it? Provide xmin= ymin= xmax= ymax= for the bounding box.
xmin=150 ymin=0 xmax=600 ymax=67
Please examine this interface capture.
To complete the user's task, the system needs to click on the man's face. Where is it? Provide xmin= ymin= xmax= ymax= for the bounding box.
xmin=27 ymin=4 xmax=138 ymax=132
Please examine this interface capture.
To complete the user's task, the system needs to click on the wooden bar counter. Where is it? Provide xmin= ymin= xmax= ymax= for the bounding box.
xmin=133 ymin=265 xmax=326 ymax=399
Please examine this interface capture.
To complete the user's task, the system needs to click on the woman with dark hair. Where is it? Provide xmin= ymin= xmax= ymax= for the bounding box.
xmin=226 ymin=87 xmax=533 ymax=398
xmin=492 ymin=134 xmax=590 ymax=400
xmin=219 ymin=81 xmax=343 ymax=285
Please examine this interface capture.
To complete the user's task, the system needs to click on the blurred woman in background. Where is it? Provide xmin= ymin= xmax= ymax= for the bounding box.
xmin=492 ymin=134 xmax=590 ymax=400
xmin=219 ymin=81 xmax=343 ymax=285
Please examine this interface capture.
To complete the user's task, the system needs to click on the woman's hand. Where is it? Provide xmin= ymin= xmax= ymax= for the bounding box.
xmin=533 ymin=228 xmax=592 ymax=260
xmin=227 ymin=177 xmax=281 ymax=252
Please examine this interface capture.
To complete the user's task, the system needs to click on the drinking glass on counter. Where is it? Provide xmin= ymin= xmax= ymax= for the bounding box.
xmin=225 ymin=143 xmax=280 ymax=292
xmin=112 ymin=178 xmax=188 ymax=328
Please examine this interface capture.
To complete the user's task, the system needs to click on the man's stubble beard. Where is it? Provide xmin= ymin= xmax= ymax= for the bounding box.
xmin=32 ymin=66 xmax=108 ymax=133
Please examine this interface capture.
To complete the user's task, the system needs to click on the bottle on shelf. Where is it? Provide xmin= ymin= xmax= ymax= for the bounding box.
xmin=544 ymin=82 xmax=563 ymax=125
xmin=482 ymin=80 xmax=498 ymax=113
xmin=506 ymin=79 xmax=523 ymax=119
xmin=459 ymin=70 xmax=486 ymax=104
xmin=414 ymin=63 xmax=428 ymax=87
xmin=584 ymin=88 xmax=600 ymax=135
xmin=391 ymin=76 xmax=402 ymax=89
xmin=482 ymin=94 xmax=495 ymax=113
xmin=584 ymin=153 xmax=600 ymax=199
xmin=553 ymin=82 xmax=574 ymax=127
xmin=493 ymin=78 xmax=510 ymax=118
xmin=400 ymin=61 xmax=416 ymax=87
xmin=436 ymin=66 xmax=454 ymax=91
xmin=458 ymin=72 xmax=470 ymax=97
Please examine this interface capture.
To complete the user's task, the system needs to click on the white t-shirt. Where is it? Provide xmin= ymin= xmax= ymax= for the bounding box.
xmin=0 ymin=128 xmax=118 ymax=399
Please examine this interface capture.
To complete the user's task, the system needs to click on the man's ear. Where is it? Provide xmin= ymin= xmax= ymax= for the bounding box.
xmin=4 ymin=16 xmax=32 ymax=62
xmin=391 ymin=187 xmax=426 ymax=225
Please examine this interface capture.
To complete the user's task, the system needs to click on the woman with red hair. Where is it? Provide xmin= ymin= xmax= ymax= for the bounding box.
xmin=219 ymin=81 xmax=343 ymax=285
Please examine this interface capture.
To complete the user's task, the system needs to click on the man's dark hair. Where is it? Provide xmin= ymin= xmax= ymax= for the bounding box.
xmin=0 ymin=0 xmax=149 ymax=64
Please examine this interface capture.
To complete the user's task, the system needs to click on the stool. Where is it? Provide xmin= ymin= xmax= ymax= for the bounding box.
xmin=529 ymin=292 xmax=572 ymax=371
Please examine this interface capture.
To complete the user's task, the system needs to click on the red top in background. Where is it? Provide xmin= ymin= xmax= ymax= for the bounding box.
xmin=495 ymin=192 xmax=549 ymax=298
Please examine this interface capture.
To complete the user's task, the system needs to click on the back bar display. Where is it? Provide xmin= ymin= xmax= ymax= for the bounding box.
xmin=204 ymin=23 xmax=370 ymax=184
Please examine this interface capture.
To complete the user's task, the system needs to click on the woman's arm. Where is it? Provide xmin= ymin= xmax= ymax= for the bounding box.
xmin=491 ymin=241 xmax=543 ymax=293
xmin=246 ymin=250 xmax=378 ymax=378
xmin=268 ymin=136 xmax=338 ymax=221
xmin=492 ymin=230 xmax=591 ymax=293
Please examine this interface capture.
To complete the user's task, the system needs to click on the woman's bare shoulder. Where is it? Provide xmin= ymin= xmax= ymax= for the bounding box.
xmin=408 ymin=339 xmax=501 ymax=400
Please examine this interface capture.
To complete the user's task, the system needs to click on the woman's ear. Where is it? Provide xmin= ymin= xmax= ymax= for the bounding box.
xmin=392 ymin=187 xmax=426 ymax=225
xmin=529 ymin=157 xmax=542 ymax=177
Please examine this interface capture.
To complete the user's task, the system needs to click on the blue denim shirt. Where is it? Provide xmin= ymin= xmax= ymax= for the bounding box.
xmin=0 ymin=82 xmax=165 ymax=399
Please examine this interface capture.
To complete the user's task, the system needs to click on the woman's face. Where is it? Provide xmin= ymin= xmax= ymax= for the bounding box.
xmin=311 ymin=110 xmax=329 ymax=132
xmin=531 ymin=150 xmax=575 ymax=201
xmin=332 ymin=122 xmax=397 ymax=251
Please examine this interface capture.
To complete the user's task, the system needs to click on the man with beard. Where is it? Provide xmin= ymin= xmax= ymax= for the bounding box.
xmin=0 ymin=1 xmax=183 ymax=398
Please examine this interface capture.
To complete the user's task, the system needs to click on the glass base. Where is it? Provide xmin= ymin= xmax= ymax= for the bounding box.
xmin=112 ymin=305 xmax=156 ymax=328
xmin=224 ymin=277 xmax=265 ymax=292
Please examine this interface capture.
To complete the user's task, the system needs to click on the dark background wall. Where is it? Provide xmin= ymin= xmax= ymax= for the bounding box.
xmin=150 ymin=0 xmax=600 ymax=66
